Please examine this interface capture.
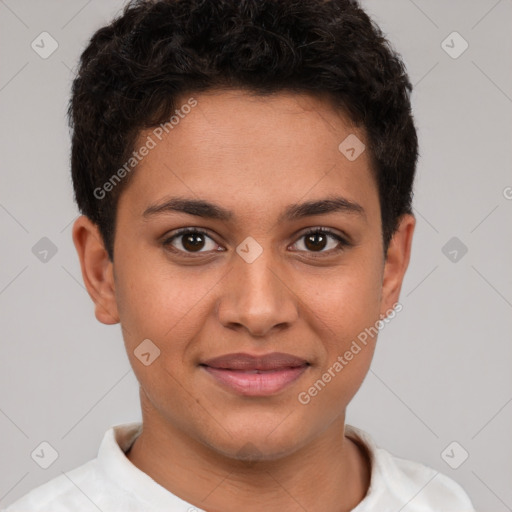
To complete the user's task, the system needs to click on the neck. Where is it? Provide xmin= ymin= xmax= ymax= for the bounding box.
xmin=126 ymin=399 xmax=370 ymax=512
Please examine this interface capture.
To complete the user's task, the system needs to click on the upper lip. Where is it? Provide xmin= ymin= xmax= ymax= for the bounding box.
xmin=201 ymin=352 xmax=309 ymax=371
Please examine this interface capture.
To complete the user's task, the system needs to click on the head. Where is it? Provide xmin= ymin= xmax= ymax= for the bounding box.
xmin=71 ymin=0 xmax=417 ymax=460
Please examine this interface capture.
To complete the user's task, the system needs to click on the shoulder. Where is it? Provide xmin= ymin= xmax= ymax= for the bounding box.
xmin=2 ymin=423 xmax=143 ymax=512
xmin=2 ymin=460 xmax=100 ymax=512
xmin=346 ymin=424 xmax=475 ymax=511
xmin=382 ymin=449 xmax=475 ymax=509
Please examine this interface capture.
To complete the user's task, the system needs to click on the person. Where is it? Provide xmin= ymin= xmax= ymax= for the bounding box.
xmin=3 ymin=0 xmax=476 ymax=510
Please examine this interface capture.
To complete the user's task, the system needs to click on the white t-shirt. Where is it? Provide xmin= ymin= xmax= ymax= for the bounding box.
xmin=2 ymin=422 xmax=475 ymax=511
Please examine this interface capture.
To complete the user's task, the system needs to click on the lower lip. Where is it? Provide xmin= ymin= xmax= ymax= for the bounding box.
xmin=202 ymin=365 xmax=308 ymax=396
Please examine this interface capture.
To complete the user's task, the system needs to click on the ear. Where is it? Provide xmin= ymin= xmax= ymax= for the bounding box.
xmin=72 ymin=215 xmax=120 ymax=325
xmin=380 ymin=213 xmax=415 ymax=317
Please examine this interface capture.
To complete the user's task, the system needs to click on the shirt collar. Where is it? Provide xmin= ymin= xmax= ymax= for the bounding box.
xmin=97 ymin=421 xmax=382 ymax=510
xmin=96 ymin=421 xmax=204 ymax=510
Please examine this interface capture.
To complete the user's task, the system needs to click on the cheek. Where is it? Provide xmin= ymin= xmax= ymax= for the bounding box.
xmin=114 ymin=260 xmax=229 ymax=395
xmin=296 ymin=266 xmax=382 ymax=415
xmin=115 ymin=257 xmax=213 ymax=341
xmin=303 ymin=257 xmax=383 ymax=343
xmin=294 ymin=254 xmax=382 ymax=407
xmin=114 ymin=268 xmax=201 ymax=403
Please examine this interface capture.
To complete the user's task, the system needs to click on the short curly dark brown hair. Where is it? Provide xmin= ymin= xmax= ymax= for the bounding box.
xmin=68 ymin=0 xmax=418 ymax=261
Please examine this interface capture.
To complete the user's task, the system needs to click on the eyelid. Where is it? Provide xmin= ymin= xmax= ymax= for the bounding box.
xmin=295 ymin=226 xmax=350 ymax=243
xmin=289 ymin=227 xmax=350 ymax=254
xmin=162 ymin=227 xmax=221 ymax=254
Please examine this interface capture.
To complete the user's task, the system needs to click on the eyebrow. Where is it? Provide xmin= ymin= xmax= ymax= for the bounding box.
xmin=142 ymin=195 xmax=366 ymax=222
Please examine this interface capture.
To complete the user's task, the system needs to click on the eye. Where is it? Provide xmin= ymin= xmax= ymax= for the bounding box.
xmin=162 ymin=228 xmax=221 ymax=255
xmin=290 ymin=228 xmax=349 ymax=255
xmin=162 ymin=227 xmax=350 ymax=258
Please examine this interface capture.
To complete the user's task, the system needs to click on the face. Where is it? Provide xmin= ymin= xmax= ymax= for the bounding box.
xmin=73 ymin=89 xmax=414 ymax=461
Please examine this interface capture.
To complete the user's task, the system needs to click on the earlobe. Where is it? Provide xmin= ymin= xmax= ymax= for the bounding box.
xmin=380 ymin=214 xmax=416 ymax=317
xmin=72 ymin=215 xmax=120 ymax=325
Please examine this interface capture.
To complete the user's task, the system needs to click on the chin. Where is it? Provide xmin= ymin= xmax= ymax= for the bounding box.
xmin=198 ymin=417 xmax=312 ymax=463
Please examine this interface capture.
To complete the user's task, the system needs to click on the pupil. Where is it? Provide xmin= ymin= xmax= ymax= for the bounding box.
xmin=183 ymin=233 xmax=204 ymax=252
xmin=305 ymin=232 xmax=326 ymax=251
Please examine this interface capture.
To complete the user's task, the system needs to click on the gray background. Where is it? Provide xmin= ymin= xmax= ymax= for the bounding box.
xmin=0 ymin=0 xmax=511 ymax=510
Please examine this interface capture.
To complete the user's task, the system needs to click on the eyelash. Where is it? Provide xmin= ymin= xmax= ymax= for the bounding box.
xmin=162 ymin=227 xmax=350 ymax=258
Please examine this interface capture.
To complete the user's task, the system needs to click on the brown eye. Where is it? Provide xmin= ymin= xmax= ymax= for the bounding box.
xmin=163 ymin=229 xmax=219 ymax=254
xmin=181 ymin=232 xmax=206 ymax=252
xmin=292 ymin=228 xmax=349 ymax=255
xmin=304 ymin=231 xmax=328 ymax=251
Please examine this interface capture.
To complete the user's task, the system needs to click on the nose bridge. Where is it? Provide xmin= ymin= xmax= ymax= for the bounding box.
xmin=217 ymin=238 xmax=298 ymax=336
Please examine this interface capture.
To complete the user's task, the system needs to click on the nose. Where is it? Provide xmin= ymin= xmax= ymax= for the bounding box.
xmin=216 ymin=245 xmax=299 ymax=338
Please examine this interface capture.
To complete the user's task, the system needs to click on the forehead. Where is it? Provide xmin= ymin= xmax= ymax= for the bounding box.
xmin=118 ymin=89 xmax=379 ymax=225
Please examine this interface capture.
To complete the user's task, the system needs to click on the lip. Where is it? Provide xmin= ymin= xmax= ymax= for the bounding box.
xmin=200 ymin=352 xmax=310 ymax=396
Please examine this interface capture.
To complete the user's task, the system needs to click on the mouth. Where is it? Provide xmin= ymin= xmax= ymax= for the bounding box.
xmin=199 ymin=352 xmax=310 ymax=396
